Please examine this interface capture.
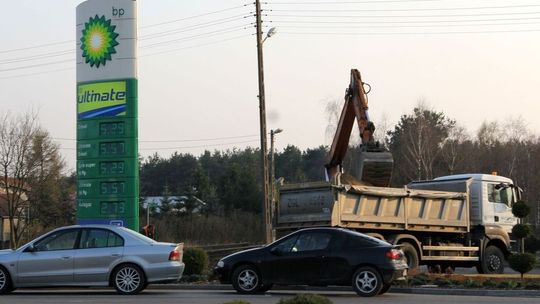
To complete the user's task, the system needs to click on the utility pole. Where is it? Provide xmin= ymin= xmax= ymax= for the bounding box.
xmin=270 ymin=128 xmax=283 ymax=241
xmin=255 ymin=0 xmax=271 ymax=244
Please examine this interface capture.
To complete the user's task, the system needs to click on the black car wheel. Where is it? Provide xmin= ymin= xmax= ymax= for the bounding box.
xmin=0 ymin=266 xmax=13 ymax=294
xmin=232 ymin=265 xmax=262 ymax=294
xmin=476 ymin=246 xmax=504 ymax=274
xmin=112 ymin=264 xmax=147 ymax=295
xmin=379 ymin=283 xmax=391 ymax=295
xmin=352 ymin=266 xmax=383 ymax=297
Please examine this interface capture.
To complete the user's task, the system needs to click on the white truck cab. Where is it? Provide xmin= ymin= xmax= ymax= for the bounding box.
xmin=434 ymin=174 xmax=519 ymax=233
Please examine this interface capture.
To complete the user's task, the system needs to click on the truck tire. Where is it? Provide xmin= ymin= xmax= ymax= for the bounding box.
xmin=477 ymin=245 xmax=504 ymax=274
xmin=400 ymin=242 xmax=419 ymax=271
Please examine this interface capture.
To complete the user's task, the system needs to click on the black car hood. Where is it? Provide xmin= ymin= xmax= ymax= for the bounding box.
xmin=222 ymin=246 xmax=266 ymax=261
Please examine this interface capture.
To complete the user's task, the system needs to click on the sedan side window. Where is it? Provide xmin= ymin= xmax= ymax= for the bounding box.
xmin=292 ymin=233 xmax=331 ymax=252
xmin=35 ymin=230 xmax=79 ymax=251
xmin=273 ymin=235 xmax=298 ymax=253
xmin=80 ymin=229 xmax=124 ymax=249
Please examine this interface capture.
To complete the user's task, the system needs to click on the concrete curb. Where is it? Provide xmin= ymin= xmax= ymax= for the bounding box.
xmin=149 ymin=284 xmax=540 ymax=297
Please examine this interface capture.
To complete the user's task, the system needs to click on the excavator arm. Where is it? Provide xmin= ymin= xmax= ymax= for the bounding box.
xmin=325 ymin=69 xmax=393 ymax=186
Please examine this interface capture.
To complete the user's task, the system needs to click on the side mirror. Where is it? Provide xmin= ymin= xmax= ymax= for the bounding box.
xmin=270 ymin=247 xmax=283 ymax=256
xmin=25 ymin=244 xmax=36 ymax=253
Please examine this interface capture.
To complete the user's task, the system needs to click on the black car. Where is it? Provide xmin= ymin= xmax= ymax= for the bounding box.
xmin=214 ymin=228 xmax=407 ymax=297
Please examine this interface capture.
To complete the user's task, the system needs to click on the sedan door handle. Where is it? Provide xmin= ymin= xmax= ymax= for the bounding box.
xmin=111 ymin=253 xmax=121 ymax=257
xmin=61 ymin=256 xmax=71 ymax=260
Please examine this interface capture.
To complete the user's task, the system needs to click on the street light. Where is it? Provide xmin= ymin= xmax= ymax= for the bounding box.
xmin=269 ymin=128 xmax=283 ymax=241
xmin=255 ymin=0 xmax=277 ymax=244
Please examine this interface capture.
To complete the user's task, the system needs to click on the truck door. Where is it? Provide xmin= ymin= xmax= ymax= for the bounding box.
xmin=486 ymin=183 xmax=518 ymax=229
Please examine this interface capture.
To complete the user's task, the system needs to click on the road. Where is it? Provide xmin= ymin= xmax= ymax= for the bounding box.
xmin=1 ymin=289 xmax=539 ymax=304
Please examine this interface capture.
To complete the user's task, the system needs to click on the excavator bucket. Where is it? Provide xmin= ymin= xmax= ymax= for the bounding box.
xmin=358 ymin=151 xmax=394 ymax=187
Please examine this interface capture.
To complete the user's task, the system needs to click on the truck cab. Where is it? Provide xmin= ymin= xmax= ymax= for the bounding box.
xmin=433 ymin=174 xmax=519 ymax=234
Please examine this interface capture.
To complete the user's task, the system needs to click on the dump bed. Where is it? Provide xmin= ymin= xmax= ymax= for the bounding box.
xmin=277 ymin=181 xmax=470 ymax=234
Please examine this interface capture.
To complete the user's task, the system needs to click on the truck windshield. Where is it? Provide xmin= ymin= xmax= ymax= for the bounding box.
xmin=487 ymin=183 xmax=513 ymax=206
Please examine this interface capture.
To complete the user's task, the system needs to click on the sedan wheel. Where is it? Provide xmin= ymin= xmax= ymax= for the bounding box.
xmin=352 ymin=266 xmax=383 ymax=297
xmin=0 ymin=267 xmax=12 ymax=294
xmin=232 ymin=265 xmax=262 ymax=294
xmin=113 ymin=264 xmax=146 ymax=295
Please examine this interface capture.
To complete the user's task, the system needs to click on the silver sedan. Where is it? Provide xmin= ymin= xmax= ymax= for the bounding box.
xmin=0 ymin=225 xmax=184 ymax=295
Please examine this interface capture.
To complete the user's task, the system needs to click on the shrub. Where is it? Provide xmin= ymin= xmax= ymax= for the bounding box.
xmin=408 ymin=274 xmax=428 ymax=286
xmin=223 ymin=301 xmax=251 ymax=304
xmin=432 ymin=278 xmax=452 ymax=286
xmin=180 ymin=274 xmax=208 ymax=283
xmin=508 ymin=253 xmax=537 ymax=279
xmin=525 ymin=236 xmax=540 ymax=253
xmin=497 ymin=281 xmax=518 ymax=289
xmin=463 ymin=279 xmax=481 ymax=288
xmin=525 ymin=282 xmax=540 ymax=290
xmin=512 ymin=224 xmax=532 ymax=239
xmin=183 ymin=247 xmax=209 ymax=276
xmin=512 ymin=201 xmax=530 ymax=218
xmin=482 ymin=279 xmax=497 ymax=288
xmin=277 ymin=294 xmax=333 ymax=304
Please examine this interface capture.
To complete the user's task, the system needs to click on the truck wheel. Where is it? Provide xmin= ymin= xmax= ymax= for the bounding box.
xmin=232 ymin=265 xmax=263 ymax=294
xmin=400 ymin=242 xmax=419 ymax=271
xmin=477 ymin=246 xmax=504 ymax=274
xmin=352 ymin=266 xmax=383 ymax=297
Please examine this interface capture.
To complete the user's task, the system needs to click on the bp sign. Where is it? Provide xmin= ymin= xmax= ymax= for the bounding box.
xmin=76 ymin=0 xmax=138 ymax=231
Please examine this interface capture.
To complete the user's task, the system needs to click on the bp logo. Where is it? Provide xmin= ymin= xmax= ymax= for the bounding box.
xmin=80 ymin=15 xmax=119 ymax=68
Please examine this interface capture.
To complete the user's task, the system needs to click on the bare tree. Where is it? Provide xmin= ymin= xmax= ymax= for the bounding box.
xmin=0 ymin=111 xmax=40 ymax=248
xmin=441 ymin=124 xmax=470 ymax=174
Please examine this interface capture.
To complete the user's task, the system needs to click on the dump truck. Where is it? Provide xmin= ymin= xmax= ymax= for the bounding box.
xmin=275 ymin=69 xmax=520 ymax=274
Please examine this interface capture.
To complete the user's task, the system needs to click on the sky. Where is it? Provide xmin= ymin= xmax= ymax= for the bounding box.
xmin=1 ymin=0 xmax=540 ymax=171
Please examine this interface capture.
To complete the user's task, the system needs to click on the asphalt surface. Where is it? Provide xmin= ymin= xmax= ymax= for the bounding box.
xmin=2 ymin=289 xmax=540 ymax=304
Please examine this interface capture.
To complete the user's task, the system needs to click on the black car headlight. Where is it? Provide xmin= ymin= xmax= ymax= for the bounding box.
xmin=216 ymin=260 xmax=225 ymax=268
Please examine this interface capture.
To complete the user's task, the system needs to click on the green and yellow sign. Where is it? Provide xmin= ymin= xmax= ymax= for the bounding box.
xmin=77 ymin=81 xmax=127 ymax=119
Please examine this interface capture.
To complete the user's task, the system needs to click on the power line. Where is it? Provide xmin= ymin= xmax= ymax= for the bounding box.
xmin=140 ymin=34 xmax=252 ymax=57
xmin=268 ymin=16 xmax=540 ymax=24
xmin=140 ymin=3 xmax=251 ymax=29
xmin=0 ymin=50 xmax=75 ymax=65
xmin=0 ymin=67 xmax=74 ymax=80
xmin=266 ymin=4 xmax=540 ymax=12
xmin=274 ymin=21 xmax=540 ymax=29
xmin=268 ymin=11 xmax=540 ymax=19
xmin=0 ymin=59 xmax=72 ymax=73
xmin=280 ymin=28 xmax=540 ymax=35
xmin=140 ymin=24 xmax=253 ymax=49
xmin=140 ymin=14 xmax=252 ymax=40
xmin=268 ymin=0 xmax=447 ymax=4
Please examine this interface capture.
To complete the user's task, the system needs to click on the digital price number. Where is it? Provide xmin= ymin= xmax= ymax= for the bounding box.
xmin=100 ymin=121 xmax=125 ymax=136
xmin=100 ymin=201 xmax=126 ymax=215
xmin=100 ymin=181 xmax=126 ymax=195
xmin=99 ymin=141 xmax=125 ymax=156
xmin=100 ymin=161 xmax=125 ymax=175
